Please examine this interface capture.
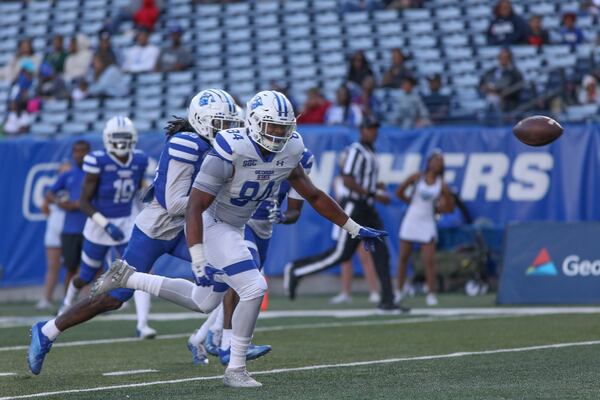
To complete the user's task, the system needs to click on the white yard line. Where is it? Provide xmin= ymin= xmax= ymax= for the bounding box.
xmin=102 ymin=369 xmax=158 ymax=377
xmin=0 ymin=373 xmax=17 ymax=377
xmin=0 ymin=314 xmax=524 ymax=352
xmin=2 ymin=306 xmax=600 ymax=329
xmin=2 ymin=339 xmax=599 ymax=400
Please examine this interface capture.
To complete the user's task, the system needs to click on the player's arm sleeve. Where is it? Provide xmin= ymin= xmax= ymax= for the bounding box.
xmin=48 ymin=172 xmax=67 ymax=194
xmin=164 ymin=159 xmax=194 ymax=216
xmin=82 ymin=154 xmax=101 ymax=174
xmin=192 ymin=151 xmax=233 ymax=196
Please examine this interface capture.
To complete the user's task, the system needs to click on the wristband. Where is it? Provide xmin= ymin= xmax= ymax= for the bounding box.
xmin=189 ymin=244 xmax=206 ymax=265
xmin=342 ymin=218 xmax=361 ymax=238
xmin=92 ymin=212 xmax=109 ymax=229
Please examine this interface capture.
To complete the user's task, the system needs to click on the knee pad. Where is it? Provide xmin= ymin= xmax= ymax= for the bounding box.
xmin=228 ymin=269 xmax=267 ymax=302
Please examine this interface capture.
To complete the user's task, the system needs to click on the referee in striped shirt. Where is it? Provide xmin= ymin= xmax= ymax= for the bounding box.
xmin=284 ymin=116 xmax=399 ymax=311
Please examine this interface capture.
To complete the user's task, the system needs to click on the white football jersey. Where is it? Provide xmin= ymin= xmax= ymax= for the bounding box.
xmin=207 ymin=127 xmax=305 ymax=228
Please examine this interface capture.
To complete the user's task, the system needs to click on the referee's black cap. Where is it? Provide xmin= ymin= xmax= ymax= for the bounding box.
xmin=360 ymin=115 xmax=380 ymax=129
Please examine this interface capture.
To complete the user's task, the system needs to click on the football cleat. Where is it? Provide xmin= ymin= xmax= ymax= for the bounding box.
xmin=28 ymin=321 xmax=53 ymax=375
xmin=187 ymin=341 xmax=209 ymax=366
xmin=136 ymin=325 xmax=157 ymax=339
xmin=204 ymin=330 xmax=219 ymax=356
xmin=219 ymin=344 xmax=273 ymax=366
xmin=283 ymin=263 xmax=298 ymax=300
xmin=223 ymin=367 xmax=262 ymax=388
xmin=90 ymin=259 xmax=135 ymax=299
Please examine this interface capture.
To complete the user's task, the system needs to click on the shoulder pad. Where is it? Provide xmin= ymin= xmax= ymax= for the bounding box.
xmin=212 ymin=129 xmax=246 ymax=163
xmin=300 ymin=147 xmax=315 ymax=171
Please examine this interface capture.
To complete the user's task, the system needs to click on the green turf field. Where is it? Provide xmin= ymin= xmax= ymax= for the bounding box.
xmin=1 ymin=294 xmax=600 ymax=399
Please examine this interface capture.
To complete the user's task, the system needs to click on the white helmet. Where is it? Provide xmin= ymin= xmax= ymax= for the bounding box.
xmin=246 ymin=90 xmax=296 ymax=153
xmin=188 ymin=89 xmax=242 ymax=141
xmin=103 ymin=116 xmax=137 ymax=157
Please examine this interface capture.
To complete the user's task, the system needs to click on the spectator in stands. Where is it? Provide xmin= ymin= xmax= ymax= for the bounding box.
xmin=559 ymin=13 xmax=585 ymax=47
xmin=9 ymin=61 xmax=36 ymax=111
xmin=578 ymin=75 xmax=600 ymax=105
xmin=88 ymin=55 xmax=128 ymax=98
xmin=3 ymin=100 xmax=31 ymax=136
xmin=64 ymin=35 xmax=93 ymax=83
xmin=347 ymin=51 xmax=374 ymax=87
xmin=72 ymin=79 xmax=89 ymax=101
xmin=297 ymin=87 xmax=331 ymax=124
xmin=37 ymin=62 xmax=69 ymax=100
xmin=486 ymin=0 xmax=528 ymax=45
xmin=526 ymin=15 xmax=549 ymax=47
xmin=381 ymin=48 xmax=413 ymax=88
xmin=106 ymin=0 xmax=163 ymax=34
xmin=94 ymin=31 xmax=118 ymax=67
xmin=156 ymin=25 xmax=193 ymax=72
xmin=355 ymin=76 xmax=381 ymax=118
xmin=423 ymin=74 xmax=451 ymax=123
xmin=394 ymin=76 xmax=430 ymax=128
xmin=342 ymin=0 xmax=385 ymax=12
xmin=122 ymin=30 xmax=160 ymax=73
xmin=325 ymin=84 xmax=363 ymax=127
xmin=43 ymin=35 xmax=68 ymax=75
xmin=385 ymin=0 xmax=425 ymax=11
xmin=0 ymin=38 xmax=42 ymax=83
xmin=479 ymin=47 xmax=524 ymax=112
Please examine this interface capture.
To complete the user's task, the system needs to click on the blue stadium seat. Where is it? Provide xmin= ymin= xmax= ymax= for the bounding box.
xmin=44 ymin=101 xmax=69 ymax=113
xmin=373 ymin=9 xmax=399 ymax=22
xmin=31 ymin=123 xmax=58 ymax=137
xmin=440 ymin=20 xmax=465 ymax=33
xmin=62 ymin=122 xmax=90 ymax=134
xmin=259 ymin=67 xmax=287 ymax=81
xmin=288 ymin=26 xmax=312 ymax=39
xmin=105 ymin=98 xmax=132 ymax=110
xmin=436 ymin=7 xmax=462 ymax=20
xmin=255 ymin=1 xmax=280 ymax=13
xmin=255 ymin=13 xmax=279 ymax=27
xmin=42 ymin=112 xmax=68 ymax=125
xmin=315 ymin=12 xmax=339 ymax=25
xmin=225 ymin=15 xmax=250 ymax=28
xmin=74 ymin=99 xmax=100 ymax=111
xmin=73 ymin=110 xmax=103 ymax=123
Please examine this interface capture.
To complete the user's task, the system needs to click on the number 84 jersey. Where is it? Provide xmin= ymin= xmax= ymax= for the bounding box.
xmin=83 ymin=149 xmax=149 ymax=218
xmin=209 ymin=128 xmax=304 ymax=228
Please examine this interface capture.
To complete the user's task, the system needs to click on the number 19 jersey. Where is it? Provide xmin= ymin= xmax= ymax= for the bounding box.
xmin=83 ymin=150 xmax=149 ymax=218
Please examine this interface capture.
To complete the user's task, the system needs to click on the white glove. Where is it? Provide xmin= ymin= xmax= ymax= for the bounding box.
xmin=268 ymin=199 xmax=285 ymax=224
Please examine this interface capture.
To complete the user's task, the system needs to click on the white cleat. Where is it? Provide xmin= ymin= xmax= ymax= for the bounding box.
xmin=426 ymin=293 xmax=438 ymax=306
xmin=137 ymin=325 xmax=157 ymax=339
xmin=223 ymin=367 xmax=262 ymax=388
xmin=368 ymin=292 xmax=381 ymax=304
xmin=329 ymin=292 xmax=352 ymax=304
xmin=90 ymin=259 xmax=135 ymax=299
xmin=35 ymin=299 xmax=53 ymax=311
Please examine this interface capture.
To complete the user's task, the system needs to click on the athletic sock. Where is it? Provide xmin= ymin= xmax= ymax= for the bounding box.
xmin=228 ymin=335 xmax=251 ymax=369
xmin=63 ymin=280 xmax=80 ymax=307
xmin=189 ymin=307 xmax=219 ymax=346
xmin=211 ymin=304 xmax=224 ymax=332
xmin=220 ymin=329 xmax=232 ymax=351
xmin=41 ymin=319 xmax=61 ymax=341
xmin=127 ymin=272 xmax=164 ymax=296
xmin=134 ymin=290 xmax=151 ymax=330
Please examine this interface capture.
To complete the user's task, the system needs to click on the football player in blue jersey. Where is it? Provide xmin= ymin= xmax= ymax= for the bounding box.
xmin=93 ymin=90 xmax=388 ymax=388
xmin=27 ymin=90 xmax=241 ymax=375
xmin=195 ymin=148 xmax=314 ymax=365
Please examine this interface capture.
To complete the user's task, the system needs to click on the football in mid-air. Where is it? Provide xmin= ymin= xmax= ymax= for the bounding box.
xmin=513 ymin=115 xmax=564 ymax=146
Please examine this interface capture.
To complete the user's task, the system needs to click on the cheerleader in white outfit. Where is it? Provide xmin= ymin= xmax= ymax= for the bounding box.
xmin=396 ymin=152 xmax=454 ymax=306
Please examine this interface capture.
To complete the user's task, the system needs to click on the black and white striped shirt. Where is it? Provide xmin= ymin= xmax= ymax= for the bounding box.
xmin=341 ymin=141 xmax=379 ymax=202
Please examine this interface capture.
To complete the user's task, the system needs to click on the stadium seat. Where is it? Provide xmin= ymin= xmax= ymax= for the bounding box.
xmin=62 ymin=121 xmax=90 ymax=134
xmin=31 ymin=123 xmax=58 ymax=137
xmin=74 ymin=99 xmax=100 ymax=111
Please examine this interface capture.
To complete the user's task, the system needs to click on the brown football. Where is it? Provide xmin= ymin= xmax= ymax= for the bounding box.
xmin=513 ymin=116 xmax=564 ymax=146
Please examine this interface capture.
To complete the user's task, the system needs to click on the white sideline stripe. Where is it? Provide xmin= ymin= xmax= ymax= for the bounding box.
xmin=2 ymin=340 xmax=600 ymax=399
xmin=3 ymin=306 xmax=600 ymax=330
xmin=0 ymin=373 xmax=17 ymax=377
xmin=0 ymin=314 xmax=519 ymax=352
xmin=4 ymin=306 xmax=600 ymax=329
xmin=102 ymin=369 xmax=158 ymax=377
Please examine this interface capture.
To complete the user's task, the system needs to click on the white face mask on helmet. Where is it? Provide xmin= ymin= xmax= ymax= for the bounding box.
xmin=188 ymin=89 xmax=242 ymax=141
xmin=103 ymin=116 xmax=138 ymax=158
xmin=246 ymin=90 xmax=296 ymax=153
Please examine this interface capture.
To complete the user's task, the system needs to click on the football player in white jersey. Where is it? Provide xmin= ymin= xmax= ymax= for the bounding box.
xmin=92 ymin=90 xmax=387 ymax=388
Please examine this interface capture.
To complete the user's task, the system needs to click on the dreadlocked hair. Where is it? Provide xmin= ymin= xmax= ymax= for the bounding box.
xmin=164 ymin=115 xmax=195 ymax=138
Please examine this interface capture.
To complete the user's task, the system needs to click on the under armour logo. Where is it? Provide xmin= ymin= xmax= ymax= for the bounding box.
xmin=276 ymin=160 xmax=284 ymax=166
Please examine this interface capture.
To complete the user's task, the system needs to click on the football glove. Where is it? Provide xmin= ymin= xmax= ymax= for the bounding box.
xmin=356 ymin=227 xmax=388 ymax=252
xmin=267 ymin=200 xmax=285 ymax=224
xmin=105 ymin=223 xmax=125 ymax=242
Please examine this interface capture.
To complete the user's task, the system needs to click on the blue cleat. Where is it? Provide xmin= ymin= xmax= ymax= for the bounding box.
xmin=204 ymin=331 xmax=219 ymax=357
xmin=218 ymin=347 xmax=230 ymax=366
xmin=28 ymin=321 xmax=53 ymax=375
xmin=187 ymin=341 xmax=209 ymax=366
xmin=218 ymin=344 xmax=272 ymax=366
xmin=246 ymin=344 xmax=272 ymax=361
